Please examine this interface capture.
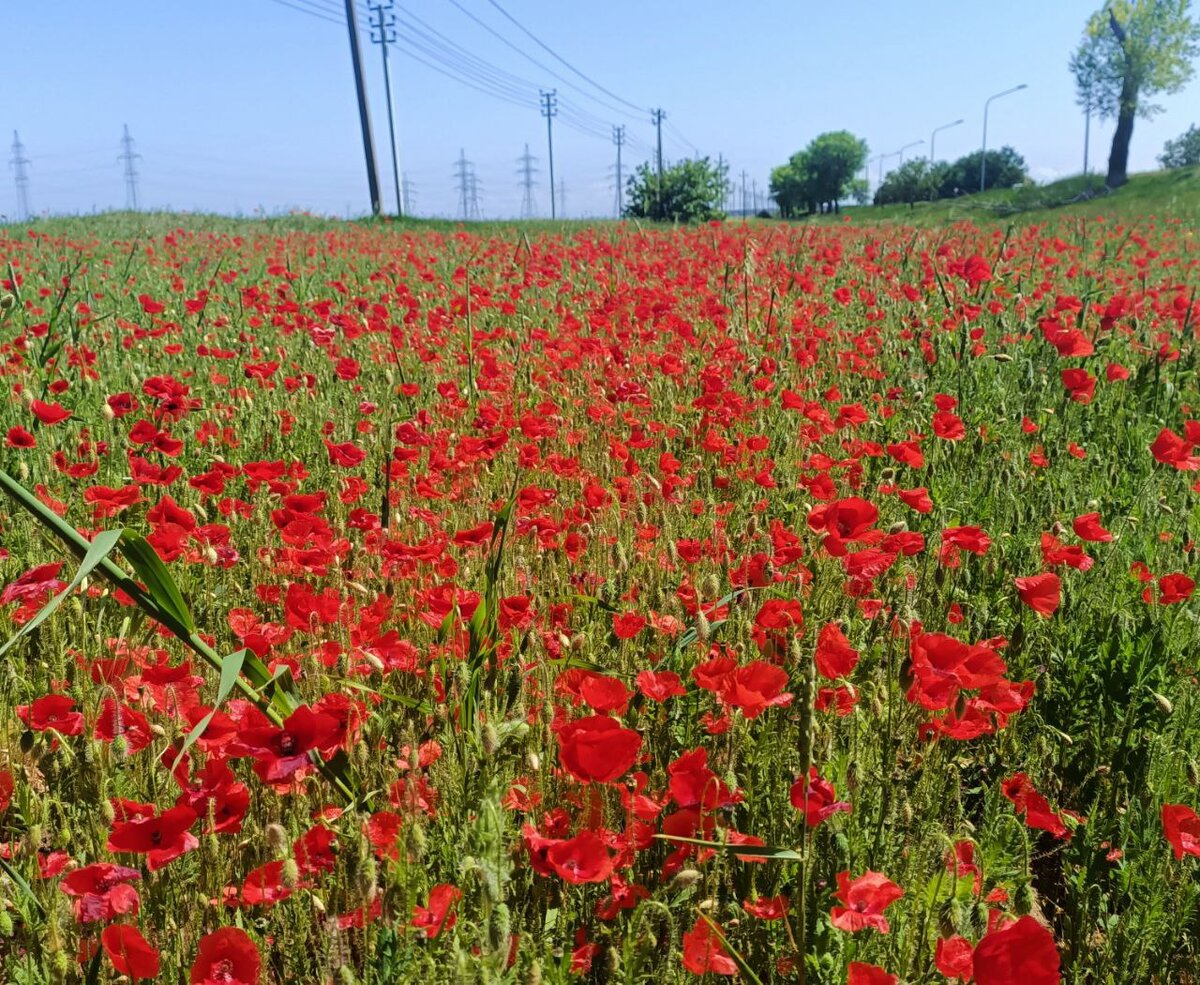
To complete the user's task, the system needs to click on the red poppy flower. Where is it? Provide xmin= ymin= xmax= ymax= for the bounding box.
xmin=908 ymin=633 xmax=1007 ymax=711
xmin=412 ymin=884 xmax=462 ymax=937
xmin=814 ymin=621 xmax=859 ymax=679
xmin=1072 ymin=512 xmax=1112 ymax=542
xmin=557 ymin=715 xmax=641 ymax=783
xmin=612 ymin=611 xmax=647 ymax=639
xmin=0 ymin=769 xmax=12 ymax=812
xmin=681 ymin=917 xmax=737 ymax=976
xmin=1151 ymin=428 xmax=1200 ymax=470
xmin=1161 ymin=803 xmax=1200 ymax=860
xmin=239 ymin=705 xmax=340 ymax=782
xmin=107 ymin=804 xmax=199 ymax=870
xmin=830 ymin=870 xmax=903 ymax=933
xmin=742 ymin=894 xmax=789 ymax=920
xmin=1014 ymin=573 xmax=1061 ymax=617
xmin=1151 ymin=573 xmax=1194 ymax=605
xmin=720 ymin=661 xmax=793 ymax=718
xmin=546 ymin=830 xmax=614 ymax=884
xmin=17 ymin=694 xmax=85 ymax=735
xmin=790 ymin=767 xmax=852 ymax=828
xmin=972 ymin=915 xmax=1060 ymax=985
xmin=190 ymin=927 xmax=261 ymax=985
xmin=848 ymin=963 xmax=897 ymax=985
xmin=897 ymin=486 xmax=933 ymax=513
xmin=30 ymin=399 xmax=71 ymax=425
xmin=936 ymin=935 xmax=975 ymax=981
xmin=102 ymin=925 xmax=160 ymax=980
xmin=1060 ymin=368 xmax=1096 ymax=403
xmin=59 ymin=863 xmax=142 ymax=923
xmin=636 ymin=669 xmax=686 ymax=702
xmin=5 ymin=426 xmax=35 ymax=448
xmin=1001 ymin=774 xmax=1073 ymax=840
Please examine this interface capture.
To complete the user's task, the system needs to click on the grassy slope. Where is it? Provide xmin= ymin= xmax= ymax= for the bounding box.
xmin=6 ymin=166 xmax=1199 ymax=241
xmin=831 ymin=165 xmax=1200 ymax=227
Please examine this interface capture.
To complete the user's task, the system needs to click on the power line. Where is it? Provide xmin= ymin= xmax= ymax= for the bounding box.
xmin=481 ymin=0 xmax=645 ymax=114
xmin=368 ymin=1 xmax=404 ymax=217
xmin=264 ymin=0 xmax=343 ymax=24
xmin=612 ymin=125 xmax=624 ymax=218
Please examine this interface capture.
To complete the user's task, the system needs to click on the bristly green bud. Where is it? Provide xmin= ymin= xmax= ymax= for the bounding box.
xmin=266 ymin=823 xmax=289 ymax=858
xmin=669 ymin=868 xmax=703 ymax=891
xmin=337 ymin=965 xmax=358 ymax=985
xmin=0 ymin=291 xmax=15 ymax=310
xmin=482 ymin=723 xmax=500 ymax=756
xmin=695 ymin=610 xmax=710 ymax=643
xmin=702 ymin=573 xmax=721 ymax=601
xmin=406 ymin=822 xmax=427 ymax=860
xmin=1153 ymin=692 xmax=1173 ymax=715
xmin=525 ymin=959 xmax=543 ymax=985
xmin=0 ymin=908 xmax=13 ymax=936
xmin=281 ymin=858 xmax=301 ymax=889
xmin=1014 ymin=881 xmax=1036 ymax=917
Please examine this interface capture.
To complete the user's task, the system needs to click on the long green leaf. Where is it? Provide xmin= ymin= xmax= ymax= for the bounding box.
xmin=118 ymin=530 xmax=195 ymax=633
xmin=0 ymin=528 xmax=123 ymax=658
xmin=654 ymin=833 xmax=803 ymax=861
xmin=172 ymin=648 xmax=249 ymax=769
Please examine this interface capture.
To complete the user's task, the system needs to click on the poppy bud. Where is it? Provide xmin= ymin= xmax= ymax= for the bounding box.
xmin=887 ymin=520 xmax=907 ymax=534
xmin=0 ymin=292 xmax=14 ymax=310
xmin=616 ymin=543 xmax=629 ymax=574
xmin=898 ymin=657 xmax=914 ymax=691
xmin=266 ymin=823 xmax=289 ymax=858
xmin=18 ymin=389 xmax=33 ymax=408
xmin=337 ymin=966 xmax=357 ymax=985
xmin=698 ymin=897 xmax=716 ymax=911
xmin=934 ymin=566 xmax=945 ymax=588
xmin=954 ymin=690 xmax=970 ymax=719
xmin=695 ymin=610 xmax=711 ymax=643
xmin=0 ymin=909 xmax=13 ymax=936
xmin=406 ymin=823 xmax=427 ymax=859
xmin=101 ymin=401 xmax=116 ymax=422
xmin=702 ymin=574 xmax=721 ymax=601
xmin=667 ymin=539 xmax=679 ymax=563
xmin=570 ymin=633 xmax=586 ymax=652
xmin=993 ymin=353 xmax=1013 ymax=362
xmin=16 ymin=461 xmax=29 ymax=482
xmin=53 ymin=951 xmax=70 ymax=977
xmin=1051 ymin=521 xmax=1065 ymax=536
xmin=1010 ymin=621 xmax=1026 ymax=652
xmin=1014 ymin=880 xmax=1036 ymax=916
xmin=310 ymin=894 xmax=326 ymax=917
xmin=880 ymin=467 xmax=895 ymax=481
xmin=356 ymin=857 xmax=377 ymax=901
xmin=1153 ymin=692 xmax=1173 ymax=715
xmin=281 ymin=858 xmax=301 ymax=889
xmin=482 ymin=723 xmax=500 ymax=756
xmin=670 ymin=868 xmax=703 ymax=891
xmin=605 ymin=947 xmax=621 ymax=977
xmin=488 ymin=902 xmax=512 ymax=953
xmin=1187 ymin=758 xmax=1199 ymax=786
xmin=527 ymin=751 xmax=540 ymax=771
xmin=745 ymin=514 xmax=759 ymax=539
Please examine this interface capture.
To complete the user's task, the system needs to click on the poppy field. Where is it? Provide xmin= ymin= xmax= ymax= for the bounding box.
xmin=1 ymin=211 xmax=1200 ymax=984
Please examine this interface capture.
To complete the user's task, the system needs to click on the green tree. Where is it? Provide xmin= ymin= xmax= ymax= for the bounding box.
xmin=1071 ymin=1 xmax=1200 ymax=188
xmin=623 ymin=157 xmax=728 ymax=222
xmin=940 ymin=147 xmax=1028 ymax=195
xmin=874 ymin=160 xmax=949 ymax=206
xmin=805 ymin=131 xmax=869 ymax=213
xmin=770 ymin=131 xmax=868 ymax=217
xmin=1159 ymin=123 xmax=1200 ymax=166
xmin=769 ymin=151 xmax=814 ymax=218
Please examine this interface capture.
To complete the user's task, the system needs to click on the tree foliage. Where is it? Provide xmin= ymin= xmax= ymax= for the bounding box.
xmin=623 ymin=157 xmax=728 ymax=223
xmin=873 ymin=148 xmax=1028 ymax=205
xmin=1159 ymin=123 xmax=1200 ymax=167
xmin=1071 ymin=0 xmax=1200 ymax=185
xmin=770 ymin=131 xmax=869 ymax=217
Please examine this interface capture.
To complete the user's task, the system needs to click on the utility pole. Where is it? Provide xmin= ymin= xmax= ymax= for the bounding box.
xmin=651 ymin=108 xmax=666 ymax=214
xmin=612 ymin=124 xmax=625 ymax=217
xmin=9 ymin=131 xmax=30 ymax=221
xmin=540 ymin=89 xmax=557 ymax=219
xmin=468 ymin=171 xmax=482 ymax=221
xmin=453 ymin=149 xmax=473 ymax=220
xmin=558 ymin=178 xmax=565 ymax=218
xmin=119 ymin=125 xmax=141 ymax=211
xmin=751 ymin=179 xmax=758 ymax=213
xmin=344 ymin=0 xmax=382 ymax=216
xmin=740 ymin=169 xmax=748 ymax=218
xmin=368 ymin=2 xmax=403 ymax=217
xmin=517 ymin=142 xmax=539 ymax=219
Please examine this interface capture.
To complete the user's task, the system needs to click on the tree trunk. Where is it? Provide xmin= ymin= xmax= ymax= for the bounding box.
xmin=1107 ymin=106 xmax=1135 ymax=188
xmin=1105 ymin=8 xmax=1134 ymax=189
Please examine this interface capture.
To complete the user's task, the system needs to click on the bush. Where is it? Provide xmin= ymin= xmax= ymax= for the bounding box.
xmin=1159 ymin=124 xmax=1200 ymax=168
xmin=623 ymin=158 xmax=728 ymax=223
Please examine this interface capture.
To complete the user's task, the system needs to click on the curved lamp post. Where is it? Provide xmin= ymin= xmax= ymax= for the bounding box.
xmin=981 ymin=84 xmax=1027 ymax=192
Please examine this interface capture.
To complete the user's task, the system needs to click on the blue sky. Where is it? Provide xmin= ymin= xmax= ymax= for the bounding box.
xmin=2 ymin=0 xmax=1196 ymax=220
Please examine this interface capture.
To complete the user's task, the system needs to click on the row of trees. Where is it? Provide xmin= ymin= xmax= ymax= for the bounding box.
xmin=873 ymin=148 xmax=1029 ymax=206
xmin=769 ymin=132 xmax=869 ymax=217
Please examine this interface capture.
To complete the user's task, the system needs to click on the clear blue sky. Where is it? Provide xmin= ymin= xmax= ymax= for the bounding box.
xmin=2 ymin=0 xmax=1196 ymax=220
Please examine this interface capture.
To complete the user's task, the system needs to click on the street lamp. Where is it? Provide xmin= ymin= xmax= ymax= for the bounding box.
xmin=981 ymin=84 xmax=1027 ymax=192
xmin=930 ymin=119 xmax=964 ymax=163
xmin=878 ymin=151 xmax=900 ymax=184
xmin=898 ymin=140 xmax=924 ymax=165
